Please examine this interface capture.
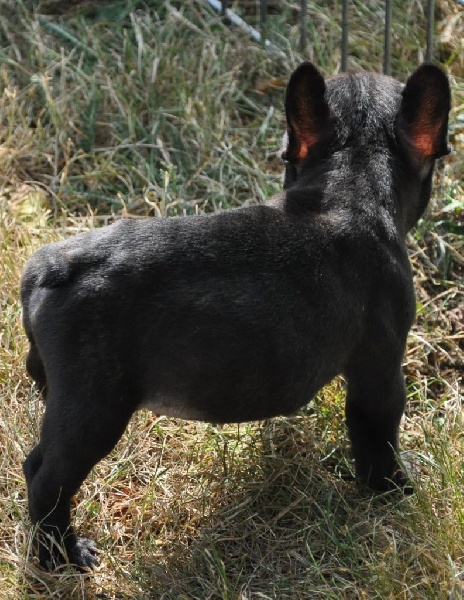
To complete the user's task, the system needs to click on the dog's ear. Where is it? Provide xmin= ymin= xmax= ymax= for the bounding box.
xmin=283 ymin=62 xmax=331 ymax=162
xmin=397 ymin=64 xmax=451 ymax=162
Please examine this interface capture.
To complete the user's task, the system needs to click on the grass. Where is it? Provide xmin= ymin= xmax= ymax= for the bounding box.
xmin=0 ymin=0 xmax=463 ymax=598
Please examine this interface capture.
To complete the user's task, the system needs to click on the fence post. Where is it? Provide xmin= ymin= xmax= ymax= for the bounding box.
xmin=341 ymin=0 xmax=349 ymax=71
xmin=383 ymin=0 xmax=392 ymax=74
xmin=260 ymin=0 xmax=267 ymax=46
xmin=300 ymin=0 xmax=307 ymax=51
xmin=426 ymin=0 xmax=435 ymax=62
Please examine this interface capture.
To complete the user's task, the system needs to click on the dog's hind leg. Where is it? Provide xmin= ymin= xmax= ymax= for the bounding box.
xmin=25 ymin=343 xmax=47 ymax=396
xmin=23 ymin=384 xmax=133 ymax=570
xmin=345 ymin=360 xmax=410 ymax=492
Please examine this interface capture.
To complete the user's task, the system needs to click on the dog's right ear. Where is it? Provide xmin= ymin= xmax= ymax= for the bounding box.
xmin=397 ymin=64 xmax=451 ymax=163
xmin=283 ymin=62 xmax=331 ymax=162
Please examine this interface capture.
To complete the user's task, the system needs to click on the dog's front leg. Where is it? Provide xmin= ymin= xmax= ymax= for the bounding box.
xmin=345 ymin=360 xmax=410 ymax=492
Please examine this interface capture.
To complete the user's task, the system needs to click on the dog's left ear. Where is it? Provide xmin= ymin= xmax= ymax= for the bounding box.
xmin=397 ymin=64 xmax=451 ymax=162
xmin=283 ymin=62 xmax=331 ymax=162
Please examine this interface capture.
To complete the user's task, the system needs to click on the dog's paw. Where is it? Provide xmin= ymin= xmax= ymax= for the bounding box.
xmin=362 ymin=468 xmax=413 ymax=495
xmin=391 ymin=469 xmax=414 ymax=495
xmin=67 ymin=536 xmax=99 ymax=571
xmin=37 ymin=534 xmax=99 ymax=571
xmin=355 ymin=460 xmax=413 ymax=495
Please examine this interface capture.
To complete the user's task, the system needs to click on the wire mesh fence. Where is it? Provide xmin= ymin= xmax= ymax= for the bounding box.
xmin=209 ymin=0 xmax=462 ymax=74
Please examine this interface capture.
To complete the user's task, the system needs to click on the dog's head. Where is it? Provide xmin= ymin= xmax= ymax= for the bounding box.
xmin=282 ymin=62 xmax=451 ymax=231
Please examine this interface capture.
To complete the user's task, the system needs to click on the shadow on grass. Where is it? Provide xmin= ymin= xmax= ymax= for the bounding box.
xmin=127 ymin=419 xmax=410 ymax=599
xmin=18 ymin=416 xmax=413 ymax=599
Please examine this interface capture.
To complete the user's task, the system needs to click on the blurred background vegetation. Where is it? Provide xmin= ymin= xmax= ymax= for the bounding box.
xmin=1 ymin=0 xmax=462 ymax=218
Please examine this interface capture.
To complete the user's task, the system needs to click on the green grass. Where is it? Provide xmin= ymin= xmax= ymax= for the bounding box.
xmin=0 ymin=1 xmax=463 ymax=598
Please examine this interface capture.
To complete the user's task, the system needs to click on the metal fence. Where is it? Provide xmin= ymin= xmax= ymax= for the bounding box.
xmin=208 ymin=0 xmax=463 ymax=75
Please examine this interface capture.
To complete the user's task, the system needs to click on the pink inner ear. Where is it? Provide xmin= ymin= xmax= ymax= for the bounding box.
xmin=410 ymin=122 xmax=442 ymax=158
xmin=407 ymin=97 xmax=444 ymax=158
xmin=293 ymin=127 xmax=317 ymax=160
xmin=412 ymin=132 xmax=435 ymax=157
xmin=296 ymin=140 xmax=309 ymax=160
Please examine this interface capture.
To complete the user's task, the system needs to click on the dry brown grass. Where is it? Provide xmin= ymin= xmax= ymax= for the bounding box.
xmin=0 ymin=1 xmax=463 ymax=598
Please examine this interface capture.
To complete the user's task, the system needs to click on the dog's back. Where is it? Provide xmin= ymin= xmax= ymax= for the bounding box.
xmin=21 ymin=205 xmax=367 ymax=422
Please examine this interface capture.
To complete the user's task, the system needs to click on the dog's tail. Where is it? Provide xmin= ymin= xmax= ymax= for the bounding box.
xmin=20 ymin=244 xmax=71 ymax=396
xmin=21 ymin=242 xmax=74 ymax=293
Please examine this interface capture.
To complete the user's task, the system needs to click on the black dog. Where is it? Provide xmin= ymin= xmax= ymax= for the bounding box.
xmin=21 ymin=62 xmax=451 ymax=570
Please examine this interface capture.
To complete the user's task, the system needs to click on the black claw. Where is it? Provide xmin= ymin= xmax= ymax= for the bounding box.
xmin=68 ymin=537 xmax=99 ymax=570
